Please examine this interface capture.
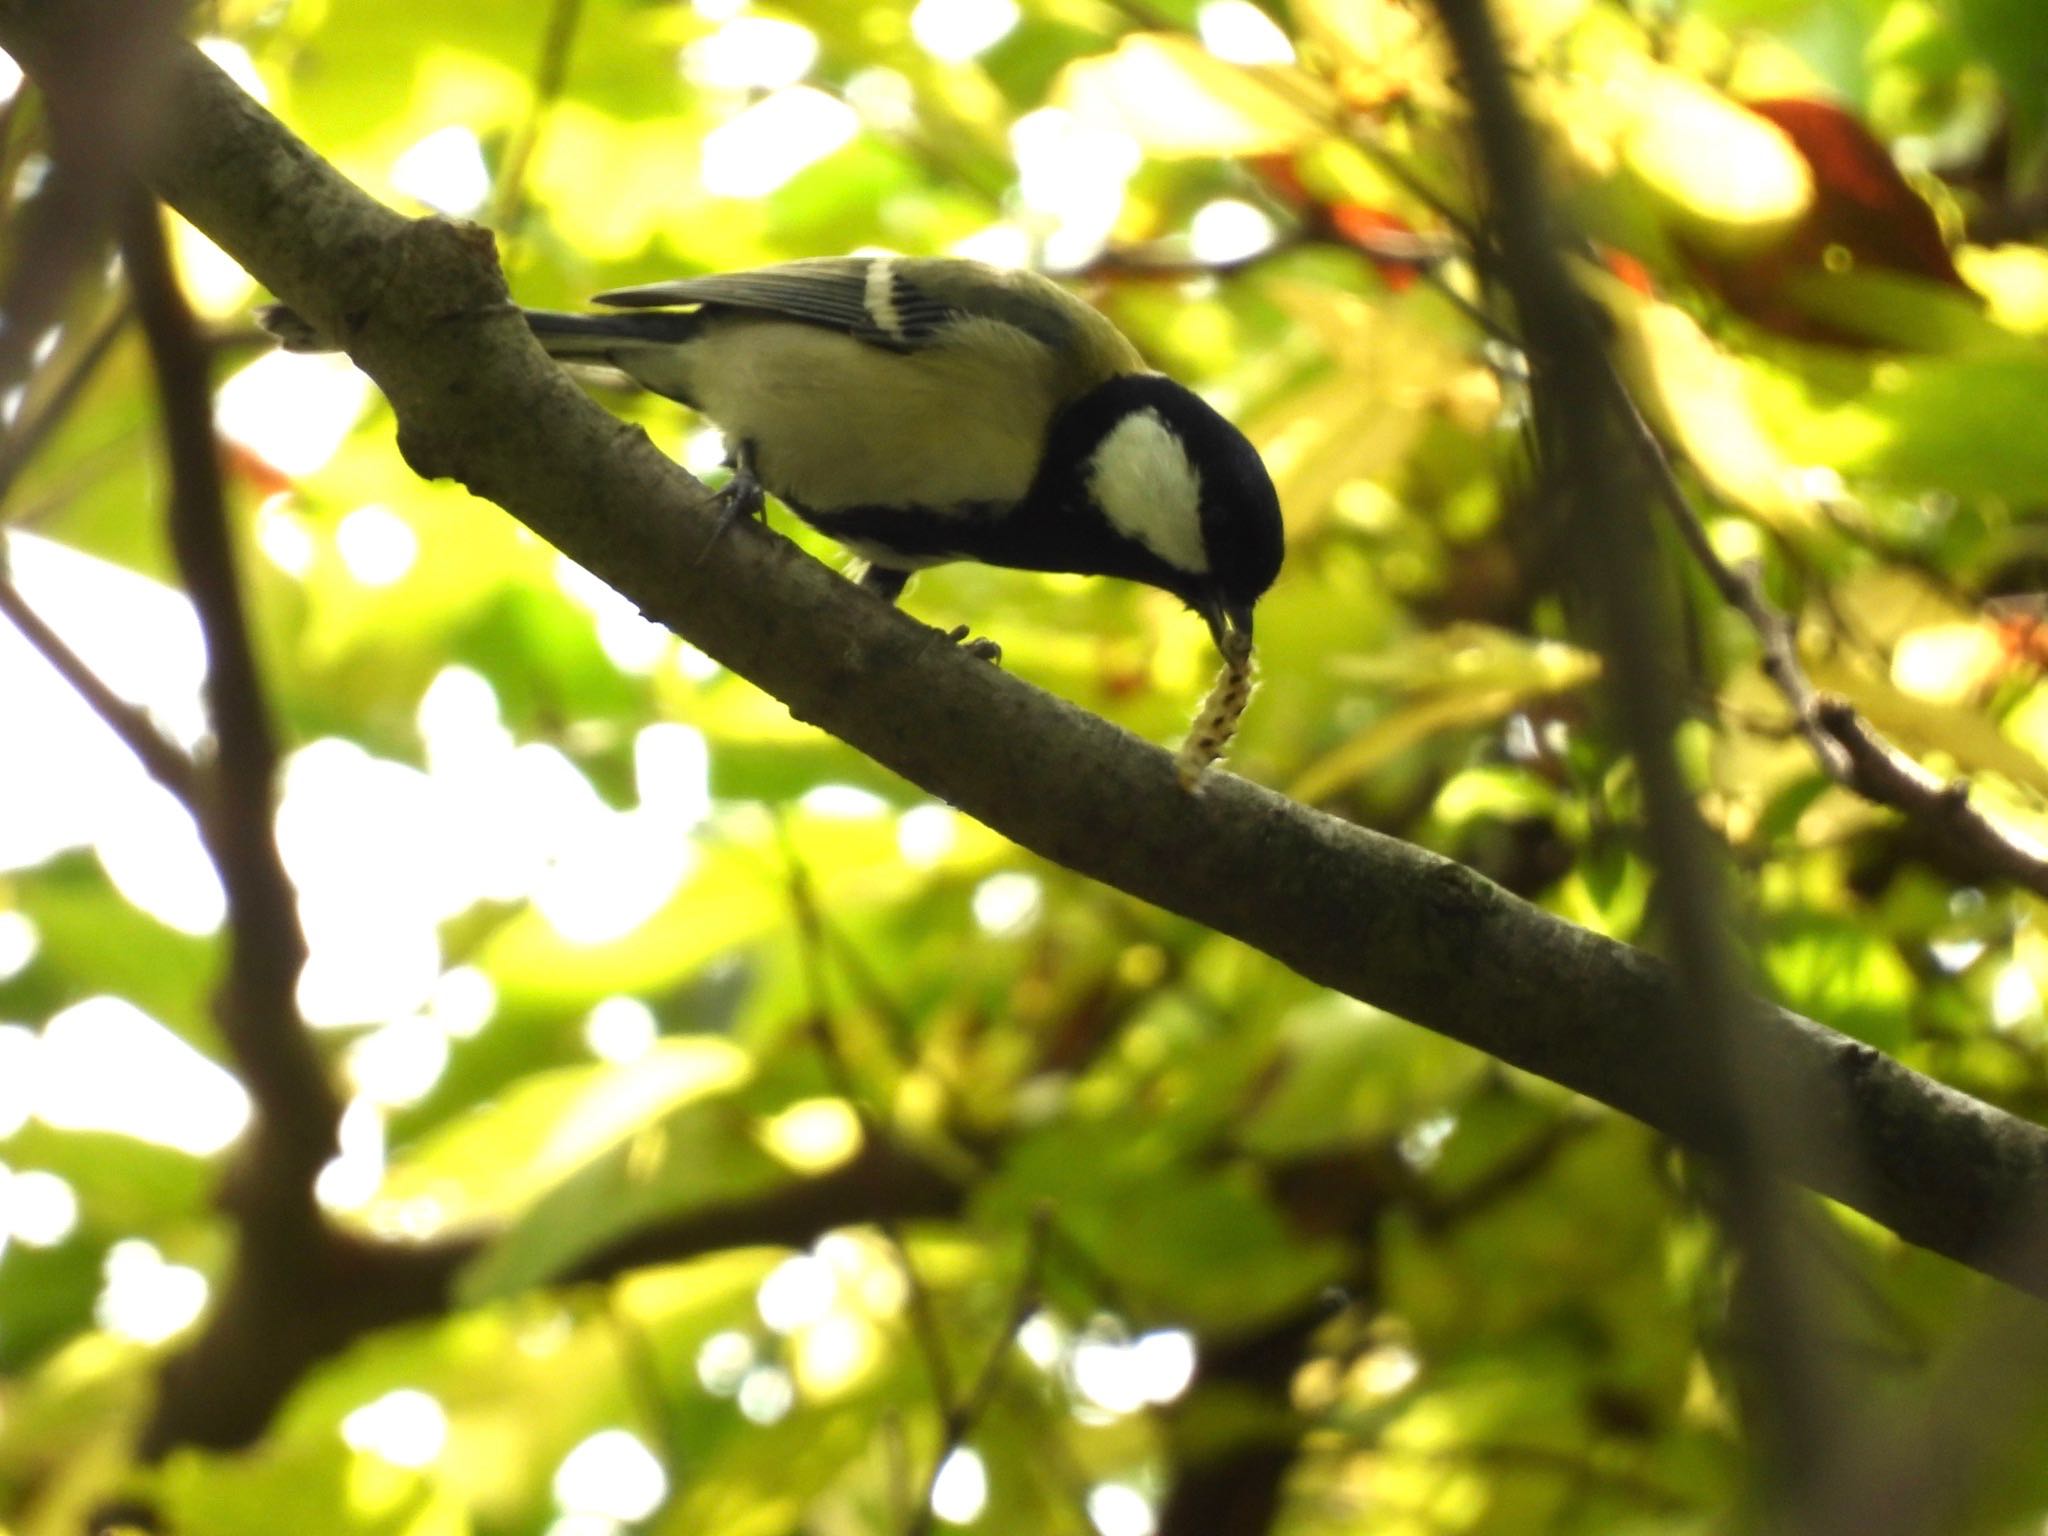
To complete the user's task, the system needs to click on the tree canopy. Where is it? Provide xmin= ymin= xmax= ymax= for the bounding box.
xmin=2 ymin=0 xmax=2048 ymax=1534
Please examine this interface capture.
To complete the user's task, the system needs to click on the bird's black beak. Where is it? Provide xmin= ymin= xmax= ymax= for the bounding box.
xmin=1198 ymin=595 xmax=1255 ymax=658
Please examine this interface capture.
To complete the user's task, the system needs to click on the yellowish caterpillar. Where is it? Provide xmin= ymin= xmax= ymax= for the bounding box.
xmin=1175 ymin=635 xmax=1256 ymax=789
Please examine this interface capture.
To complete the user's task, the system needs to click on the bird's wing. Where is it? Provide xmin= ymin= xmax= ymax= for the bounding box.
xmin=594 ymin=255 xmax=1115 ymax=363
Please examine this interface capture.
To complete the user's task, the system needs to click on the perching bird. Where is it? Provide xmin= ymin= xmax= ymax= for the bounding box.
xmin=263 ymin=254 xmax=1284 ymax=655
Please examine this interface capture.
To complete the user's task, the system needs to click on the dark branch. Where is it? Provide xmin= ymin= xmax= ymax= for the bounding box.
xmin=117 ymin=190 xmax=341 ymax=1194
xmin=1426 ymin=0 xmax=1847 ymax=1508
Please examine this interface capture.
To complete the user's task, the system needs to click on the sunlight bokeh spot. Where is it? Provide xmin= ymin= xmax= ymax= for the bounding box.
xmin=1992 ymin=961 xmax=2041 ymax=1032
xmin=0 ymin=910 xmax=38 ymax=982
xmin=1399 ymin=1110 xmax=1457 ymax=1170
xmin=1196 ymin=0 xmax=1296 ymax=63
xmin=1190 ymin=198 xmax=1277 ymax=263
xmin=910 ymin=0 xmax=1019 ymax=62
xmin=347 ymin=1017 xmax=451 ymax=1107
xmin=430 ymin=964 xmax=497 ymax=1040
xmin=279 ymin=740 xmax=450 ymax=1026
xmin=316 ymin=1097 xmax=388 ymax=1213
xmin=756 ymin=1252 xmax=837 ymax=1333
xmin=1009 ymin=108 xmax=1140 ymax=269
xmin=971 ymin=871 xmax=1043 ymax=936
xmin=695 ymin=1329 xmax=756 ymax=1396
xmin=799 ymin=783 xmax=890 ymax=818
xmin=685 ymin=16 xmax=818 ymax=88
xmin=341 ymin=1388 xmax=449 ymax=1468
xmin=96 ymin=1239 xmax=209 ymax=1344
xmin=96 ymin=780 xmax=227 ymax=937
xmin=533 ymin=807 xmax=695 ymax=946
xmin=391 ymin=125 xmax=491 ymax=215
xmin=255 ymin=496 xmax=317 ymax=577
xmin=1088 ymin=1482 xmax=1157 ymax=1536
xmin=1354 ymin=1341 xmax=1421 ymax=1398
xmin=38 ymin=997 xmax=251 ymax=1155
xmin=930 ymin=1446 xmax=989 ymax=1524
xmin=699 ymin=87 xmax=857 ymax=199
xmin=761 ymin=1098 xmax=861 ymax=1173
xmin=949 ymin=222 xmax=1034 ymax=268
xmin=553 ymin=1429 xmax=667 ymax=1522
xmin=584 ymin=995 xmax=659 ymax=1064
xmin=636 ymin=723 xmax=712 ymax=826
xmin=1130 ymin=1328 xmax=1198 ymax=1404
xmin=793 ymin=1310 xmax=879 ymax=1397
xmin=812 ymin=1230 xmax=908 ymax=1317
xmin=845 ymin=66 xmax=917 ymax=132
xmin=554 ymin=555 xmax=669 ymax=674
xmin=1017 ymin=1309 xmax=1067 ymax=1371
xmin=736 ymin=1363 xmax=796 ymax=1424
xmin=0 ymin=48 xmax=20 ymax=102
xmin=418 ymin=666 xmax=508 ymax=764
xmin=216 ymin=350 xmax=371 ymax=476
xmin=897 ymin=803 xmax=960 ymax=866
xmin=336 ymin=503 xmax=419 ymax=588
xmin=2 ymin=1167 xmax=79 ymax=1248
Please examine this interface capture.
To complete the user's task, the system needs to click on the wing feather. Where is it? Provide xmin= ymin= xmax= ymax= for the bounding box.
xmin=592 ymin=256 xmax=1109 ymax=362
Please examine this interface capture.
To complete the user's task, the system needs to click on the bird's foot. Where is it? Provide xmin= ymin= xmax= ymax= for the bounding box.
xmin=694 ymin=455 xmax=767 ymax=567
xmin=942 ymin=623 xmax=1002 ymax=664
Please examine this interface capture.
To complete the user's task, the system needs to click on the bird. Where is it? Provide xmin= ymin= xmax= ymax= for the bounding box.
xmin=264 ymin=254 xmax=1284 ymax=656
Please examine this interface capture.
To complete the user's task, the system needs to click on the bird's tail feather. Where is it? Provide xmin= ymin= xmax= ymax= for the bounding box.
xmin=255 ymin=304 xmax=701 ymax=356
xmin=523 ymin=309 xmax=702 ymax=356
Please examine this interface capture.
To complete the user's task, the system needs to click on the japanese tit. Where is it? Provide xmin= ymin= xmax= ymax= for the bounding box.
xmin=265 ymin=254 xmax=1284 ymax=652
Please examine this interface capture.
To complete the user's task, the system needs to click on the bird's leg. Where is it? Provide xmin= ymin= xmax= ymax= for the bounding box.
xmin=857 ymin=564 xmax=1001 ymax=664
xmin=695 ymin=438 xmax=767 ymax=566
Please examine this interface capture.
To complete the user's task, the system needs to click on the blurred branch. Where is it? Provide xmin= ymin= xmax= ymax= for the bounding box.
xmin=0 ymin=547 xmax=200 ymax=805
xmin=15 ymin=19 xmax=2048 ymax=1313
xmin=563 ymin=1141 xmax=964 ymax=1284
xmin=1158 ymin=1307 xmax=1323 ymax=1536
xmin=1425 ymin=0 xmax=1846 ymax=1517
xmin=488 ymin=0 xmax=584 ymax=233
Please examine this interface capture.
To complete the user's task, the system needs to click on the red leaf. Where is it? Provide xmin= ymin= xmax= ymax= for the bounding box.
xmin=1743 ymin=96 xmax=1965 ymax=287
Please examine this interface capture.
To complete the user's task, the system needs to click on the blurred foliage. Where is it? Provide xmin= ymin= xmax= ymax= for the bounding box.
xmin=3 ymin=0 xmax=2048 ymax=1532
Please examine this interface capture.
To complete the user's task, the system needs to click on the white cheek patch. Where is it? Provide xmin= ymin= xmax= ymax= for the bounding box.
xmin=1086 ymin=408 xmax=1207 ymax=575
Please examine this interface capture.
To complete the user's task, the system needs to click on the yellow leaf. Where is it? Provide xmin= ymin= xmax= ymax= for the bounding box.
xmin=1619 ymin=64 xmax=1811 ymax=256
xmin=1055 ymin=33 xmax=1331 ymax=157
xmin=1582 ymin=263 xmax=1824 ymax=534
xmin=1292 ymin=626 xmax=1599 ymax=801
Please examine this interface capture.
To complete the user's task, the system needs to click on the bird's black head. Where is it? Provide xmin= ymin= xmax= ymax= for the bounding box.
xmin=1038 ymin=374 xmax=1285 ymax=652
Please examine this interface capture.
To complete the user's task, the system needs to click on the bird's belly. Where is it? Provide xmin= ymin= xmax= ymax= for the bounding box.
xmin=688 ymin=323 xmax=1054 ymax=525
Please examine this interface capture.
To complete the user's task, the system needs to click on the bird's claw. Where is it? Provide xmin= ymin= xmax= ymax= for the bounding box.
xmin=694 ymin=459 xmax=767 ymax=567
xmin=943 ymin=623 xmax=1002 ymax=664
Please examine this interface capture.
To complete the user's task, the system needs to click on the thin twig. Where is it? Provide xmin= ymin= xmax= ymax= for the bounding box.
xmin=0 ymin=296 xmax=131 ymax=507
xmin=605 ymin=1293 xmax=680 ymax=1519
xmin=906 ymin=1206 xmax=1052 ymax=1536
xmin=1589 ymin=348 xmax=2048 ymax=899
xmin=781 ymin=833 xmax=958 ymax=1415
xmin=0 ymin=552 xmax=200 ymax=806
xmin=489 ymin=0 xmax=585 ymax=233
